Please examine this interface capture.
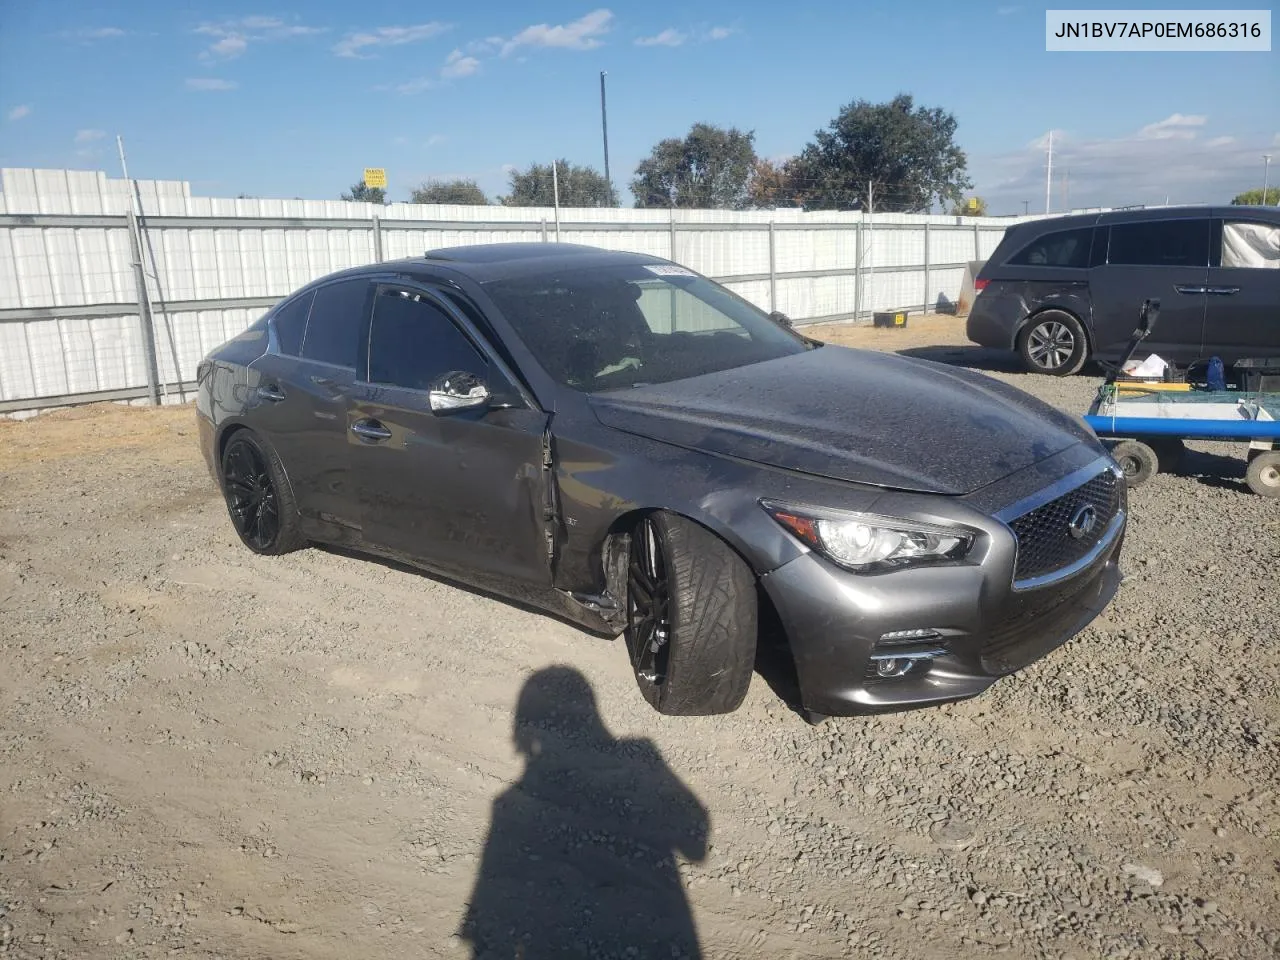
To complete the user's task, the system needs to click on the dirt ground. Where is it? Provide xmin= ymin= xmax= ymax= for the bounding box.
xmin=1 ymin=315 xmax=1277 ymax=960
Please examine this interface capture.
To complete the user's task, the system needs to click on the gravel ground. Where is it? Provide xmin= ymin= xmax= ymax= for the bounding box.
xmin=1 ymin=314 xmax=1277 ymax=960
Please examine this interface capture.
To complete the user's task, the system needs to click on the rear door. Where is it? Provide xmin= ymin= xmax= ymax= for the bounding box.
xmin=349 ymin=283 xmax=553 ymax=586
xmin=249 ymin=278 xmax=371 ymax=535
xmin=1089 ymin=216 xmax=1210 ymax=363
xmin=1204 ymin=216 xmax=1280 ymax=362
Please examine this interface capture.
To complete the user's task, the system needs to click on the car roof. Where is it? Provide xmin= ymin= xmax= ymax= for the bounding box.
xmin=419 ymin=242 xmax=669 ymax=282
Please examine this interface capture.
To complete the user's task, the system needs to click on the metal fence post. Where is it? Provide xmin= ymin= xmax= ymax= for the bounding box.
xmin=922 ymin=222 xmax=931 ymax=314
xmin=126 ymin=210 xmax=161 ymax=406
xmin=669 ymin=212 xmax=677 ymax=261
xmin=973 ymin=221 xmax=980 ymax=260
xmin=853 ymin=220 xmax=863 ymax=321
xmin=768 ymin=221 xmax=777 ymax=313
xmin=540 ymin=218 xmax=548 ymax=242
xmin=372 ymin=215 xmax=383 ymax=262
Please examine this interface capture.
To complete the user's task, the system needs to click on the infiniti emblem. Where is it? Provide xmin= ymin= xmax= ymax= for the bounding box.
xmin=1067 ymin=504 xmax=1098 ymax=540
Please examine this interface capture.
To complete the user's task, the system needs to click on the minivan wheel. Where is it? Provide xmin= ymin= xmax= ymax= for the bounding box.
xmin=625 ymin=512 xmax=757 ymax=716
xmin=1018 ymin=311 xmax=1088 ymax=376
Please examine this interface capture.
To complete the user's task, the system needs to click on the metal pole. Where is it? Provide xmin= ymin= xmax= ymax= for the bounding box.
xmin=768 ymin=221 xmax=777 ymax=312
xmin=540 ymin=218 xmax=548 ymax=242
xmin=372 ymin=215 xmax=383 ymax=262
xmin=669 ymin=210 xmax=677 ymax=261
xmin=1045 ymin=130 xmax=1053 ymax=214
xmin=866 ymin=182 xmax=875 ymax=317
xmin=973 ymin=221 xmax=980 ymax=260
xmin=922 ymin=222 xmax=931 ymax=314
xmin=127 ymin=210 xmax=161 ymax=406
xmin=854 ymin=220 xmax=863 ymax=321
xmin=1264 ymin=155 xmax=1273 ymax=205
xmin=600 ymin=71 xmax=611 ymax=200
xmin=551 ymin=160 xmax=561 ymax=241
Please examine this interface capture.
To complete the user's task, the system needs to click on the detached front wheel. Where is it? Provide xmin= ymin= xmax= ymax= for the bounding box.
xmin=625 ymin=512 xmax=757 ymax=716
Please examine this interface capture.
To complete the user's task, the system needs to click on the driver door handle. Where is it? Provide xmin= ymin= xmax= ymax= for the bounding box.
xmin=350 ymin=419 xmax=392 ymax=442
xmin=1207 ymin=286 xmax=1240 ymax=296
xmin=1174 ymin=285 xmax=1207 ymax=295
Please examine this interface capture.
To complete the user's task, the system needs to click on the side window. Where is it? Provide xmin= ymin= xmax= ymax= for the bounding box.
xmin=1108 ymin=219 xmax=1209 ymax=268
xmin=270 ymin=291 xmax=313 ymax=356
xmin=302 ymin=279 xmax=369 ymax=368
xmin=367 ymin=289 xmax=488 ymax=391
xmin=1008 ymin=227 xmax=1094 ymax=268
xmin=1220 ymin=221 xmax=1280 ymax=269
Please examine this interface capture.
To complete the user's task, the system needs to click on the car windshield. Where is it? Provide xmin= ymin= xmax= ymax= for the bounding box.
xmin=482 ymin=264 xmax=812 ymax=391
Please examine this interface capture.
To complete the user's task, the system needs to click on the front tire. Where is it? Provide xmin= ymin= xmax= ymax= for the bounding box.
xmin=220 ymin=431 xmax=306 ymax=555
xmin=1018 ymin=311 xmax=1088 ymax=376
xmin=625 ymin=512 xmax=757 ymax=716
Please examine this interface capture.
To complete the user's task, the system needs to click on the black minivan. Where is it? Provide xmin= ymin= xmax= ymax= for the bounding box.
xmin=967 ymin=205 xmax=1280 ymax=375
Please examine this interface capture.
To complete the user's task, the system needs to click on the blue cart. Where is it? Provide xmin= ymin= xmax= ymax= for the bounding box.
xmin=1083 ymin=300 xmax=1280 ymax=498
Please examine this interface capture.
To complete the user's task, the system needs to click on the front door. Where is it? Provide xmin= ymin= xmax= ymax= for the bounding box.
xmin=1204 ymin=217 xmax=1280 ymax=363
xmin=348 ymin=284 xmax=553 ymax=586
xmin=1089 ymin=217 xmax=1210 ymax=363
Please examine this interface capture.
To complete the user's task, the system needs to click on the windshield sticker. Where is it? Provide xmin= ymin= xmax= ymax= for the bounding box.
xmin=645 ymin=264 xmax=696 ymax=277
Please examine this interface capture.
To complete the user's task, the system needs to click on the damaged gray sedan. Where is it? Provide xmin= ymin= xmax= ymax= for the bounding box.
xmin=197 ymin=243 xmax=1125 ymax=718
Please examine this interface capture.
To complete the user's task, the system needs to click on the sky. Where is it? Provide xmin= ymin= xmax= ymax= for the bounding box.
xmin=0 ymin=1 xmax=1276 ymax=214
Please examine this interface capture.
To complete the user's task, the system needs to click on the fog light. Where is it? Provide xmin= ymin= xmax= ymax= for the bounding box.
xmin=876 ymin=658 xmax=911 ymax=678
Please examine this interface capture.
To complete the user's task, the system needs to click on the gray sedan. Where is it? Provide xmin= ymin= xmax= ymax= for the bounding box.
xmin=196 ymin=243 xmax=1125 ymax=719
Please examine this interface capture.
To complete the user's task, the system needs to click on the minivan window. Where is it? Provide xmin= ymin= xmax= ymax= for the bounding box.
xmin=1108 ymin=219 xmax=1209 ymax=268
xmin=271 ymin=291 xmax=313 ymax=356
xmin=302 ymin=279 xmax=369 ymax=368
xmin=1009 ymin=227 xmax=1094 ymax=268
xmin=1220 ymin=221 xmax=1280 ymax=269
xmin=367 ymin=289 xmax=488 ymax=391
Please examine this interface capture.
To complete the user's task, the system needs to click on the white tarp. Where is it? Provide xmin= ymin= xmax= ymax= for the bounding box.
xmin=1222 ymin=221 xmax=1280 ymax=269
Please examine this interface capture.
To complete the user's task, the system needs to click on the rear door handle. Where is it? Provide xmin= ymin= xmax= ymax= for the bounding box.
xmin=350 ymin=419 xmax=392 ymax=442
xmin=1207 ymin=286 xmax=1240 ymax=296
xmin=1174 ymin=285 xmax=1207 ymax=295
xmin=256 ymin=385 xmax=287 ymax=402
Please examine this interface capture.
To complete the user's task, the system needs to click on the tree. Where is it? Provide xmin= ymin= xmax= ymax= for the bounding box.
xmin=631 ymin=124 xmax=758 ymax=209
xmin=1232 ymin=187 xmax=1277 ymax=205
xmin=950 ymin=196 xmax=988 ymax=217
xmin=341 ymin=180 xmax=386 ymax=204
xmin=501 ymin=161 xmax=617 ymax=207
xmin=787 ymin=95 xmax=972 ymax=213
xmin=410 ymin=179 xmax=489 ymax=205
xmin=747 ymin=157 xmax=803 ymax=209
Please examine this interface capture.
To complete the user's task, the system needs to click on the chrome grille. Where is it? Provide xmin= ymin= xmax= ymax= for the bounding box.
xmin=1008 ymin=469 xmax=1121 ymax=582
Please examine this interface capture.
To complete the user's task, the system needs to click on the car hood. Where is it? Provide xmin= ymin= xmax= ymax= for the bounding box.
xmin=589 ymin=345 xmax=1094 ymax=496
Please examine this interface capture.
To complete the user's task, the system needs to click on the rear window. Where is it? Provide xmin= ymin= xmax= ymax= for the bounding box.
xmin=271 ymin=291 xmax=313 ymax=356
xmin=1008 ymin=227 xmax=1093 ymax=268
xmin=302 ymin=280 xmax=369 ymax=368
xmin=1108 ymin=219 xmax=1209 ymax=268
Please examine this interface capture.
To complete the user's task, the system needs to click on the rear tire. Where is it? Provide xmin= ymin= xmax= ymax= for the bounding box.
xmin=1017 ymin=311 xmax=1088 ymax=376
xmin=1245 ymin=451 xmax=1280 ymax=498
xmin=1110 ymin=439 xmax=1158 ymax=487
xmin=220 ymin=430 xmax=307 ymax=555
xmin=625 ymin=512 xmax=757 ymax=716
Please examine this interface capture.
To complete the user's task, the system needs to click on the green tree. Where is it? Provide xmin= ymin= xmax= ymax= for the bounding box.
xmin=631 ymin=124 xmax=758 ymax=209
xmin=787 ymin=95 xmax=972 ymax=213
xmin=1231 ymin=187 xmax=1277 ymax=205
xmin=501 ymin=161 xmax=617 ymax=207
xmin=747 ymin=157 xmax=803 ymax=209
xmin=410 ymin=178 xmax=489 ymax=204
xmin=949 ymin=195 xmax=988 ymax=217
xmin=341 ymin=180 xmax=386 ymax=204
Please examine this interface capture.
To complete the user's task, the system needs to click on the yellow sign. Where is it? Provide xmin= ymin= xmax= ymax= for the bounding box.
xmin=966 ymin=197 xmax=980 ymax=211
xmin=363 ymin=168 xmax=387 ymax=188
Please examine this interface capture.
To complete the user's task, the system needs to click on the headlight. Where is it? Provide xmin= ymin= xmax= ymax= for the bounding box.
xmin=761 ymin=500 xmax=973 ymax=572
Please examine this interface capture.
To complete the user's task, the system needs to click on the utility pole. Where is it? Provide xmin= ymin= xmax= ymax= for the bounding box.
xmin=1264 ymin=154 xmax=1273 ymax=205
xmin=1022 ymin=200 xmax=1029 ymax=216
xmin=1045 ymin=130 xmax=1053 ymax=215
xmin=599 ymin=71 xmax=611 ymax=199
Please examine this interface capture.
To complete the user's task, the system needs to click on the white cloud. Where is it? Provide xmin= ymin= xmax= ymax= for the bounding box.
xmin=500 ymin=9 xmax=612 ymax=56
xmin=997 ymin=5 xmax=1022 ymax=15
xmin=68 ymin=26 xmax=127 ymax=41
xmin=333 ymin=22 xmax=451 ymax=58
xmin=1137 ymin=113 xmax=1208 ymax=140
xmin=186 ymin=77 xmax=238 ymax=91
xmin=636 ymin=28 xmax=686 ymax=47
xmin=387 ymin=77 xmax=435 ymax=95
xmin=441 ymin=49 xmax=481 ymax=78
xmin=7 ymin=104 xmax=31 ymax=121
xmin=977 ymin=118 xmax=1269 ymax=211
xmin=426 ymin=134 xmax=446 ymax=147
xmin=196 ymin=16 xmax=325 ymax=59
xmin=707 ymin=26 xmax=734 ymax=40
xmin=74 ymin=129 xmax=106 ymax=143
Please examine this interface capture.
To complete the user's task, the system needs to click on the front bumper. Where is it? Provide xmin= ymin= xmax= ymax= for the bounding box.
xmin=760 ymin=480 xmax=1124 ymax=716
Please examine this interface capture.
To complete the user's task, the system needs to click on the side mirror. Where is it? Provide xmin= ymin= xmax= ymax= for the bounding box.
xmin=1135 ymin=298 xmax=1160 ymax=338
xmin=428 ymin=370 xmax=490 ymax=414
xmin=769 ymin=310 xmax=794 ymax=329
